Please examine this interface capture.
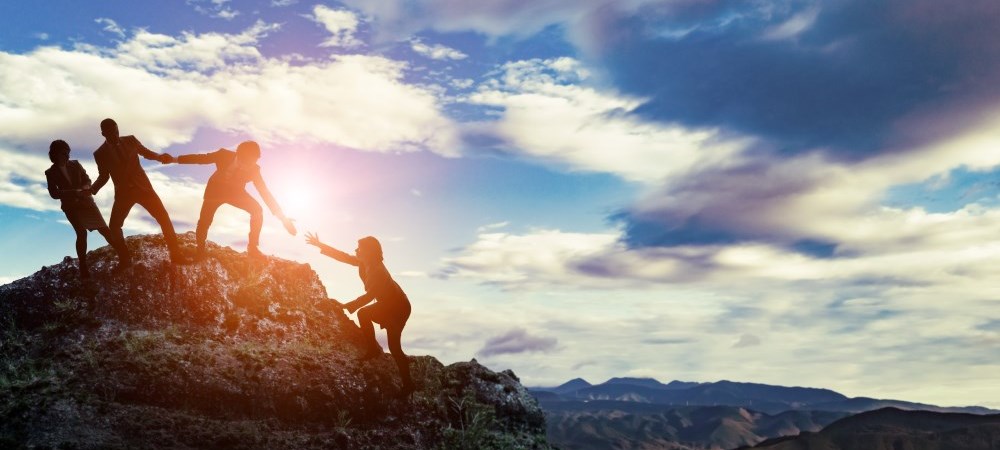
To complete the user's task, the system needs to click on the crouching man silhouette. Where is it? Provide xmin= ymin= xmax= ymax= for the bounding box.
xmin=45 ymin=140 xmax=131 ymax=278
xmin=305 ymin=232 xmax=415 ymax=396
xmin=173 ymin=141 xmax=296 ymax=259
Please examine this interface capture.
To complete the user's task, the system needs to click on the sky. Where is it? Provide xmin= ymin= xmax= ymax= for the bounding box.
xmin=0 ymin=0 xmax=998 ymax=408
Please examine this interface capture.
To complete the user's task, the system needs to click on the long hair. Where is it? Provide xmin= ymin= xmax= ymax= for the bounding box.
xmin=358 ymin=236 xmax=383 ymax=262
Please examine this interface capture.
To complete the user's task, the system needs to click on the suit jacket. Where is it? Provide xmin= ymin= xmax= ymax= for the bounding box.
xmin=45 ymin=160 xmax=96 ymax=210
xmin=177 ymin=149 xmax=284 ymax=217
xmin=319 ymin=245 xmax=410 ymax=310
xmin=91 ymin=135 xmax=162 ymax=199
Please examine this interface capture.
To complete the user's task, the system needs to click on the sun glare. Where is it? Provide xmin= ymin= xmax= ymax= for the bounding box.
xmin=276 ymin=181 xmax=316 ymax=221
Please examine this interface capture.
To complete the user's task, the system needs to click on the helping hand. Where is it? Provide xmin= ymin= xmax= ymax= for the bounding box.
xmin=343 ymin=300 xmax=361 ymax=314
xmin=281 ymin=217 xmax=297 ymax=236
xmin=305 ymin=231 xmax=321 ymax=247
xmin=159 ymin=153 xmax=175 ymax=164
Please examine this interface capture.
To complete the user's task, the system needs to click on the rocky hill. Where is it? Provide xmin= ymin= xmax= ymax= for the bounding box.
xmin=0 ymin=233 xmax=550 ymax=449
xmin=746 ymin=407 xmax=1000 ymax=449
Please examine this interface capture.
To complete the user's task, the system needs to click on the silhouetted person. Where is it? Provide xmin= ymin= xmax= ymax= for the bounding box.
xmin=172 ymin=141 xmax=296 ymax=259
xmin=90 ymin=118 xmax=187 ymax=264
xmin=46 ymin=140 xmax=132 ymax=278
xmin=305 ymin=232 xmax=414 ymax=395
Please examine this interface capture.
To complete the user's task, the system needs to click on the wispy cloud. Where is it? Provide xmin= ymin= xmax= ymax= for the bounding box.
xmin=95 ymin=18 xmax=125 ymax=39
xmin=410 ymin=39 xmax=467 ymax=60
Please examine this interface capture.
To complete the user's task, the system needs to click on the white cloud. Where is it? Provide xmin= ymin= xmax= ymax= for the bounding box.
xmin=310 ymin=5 xmax=363 ymax=48
xmin=0 ymin=147 xmax=58 ymax=212
xmin=434 ymin=224 xmax=1000 ymax=406
xmin=188 ymin=0 xmax=240 ymax=20
xmin=465 ymin=57 xmax=751 ymax=183
xmin=95 ymin=18 xmax=125 ymax=39
xmin=760 ymin=4 xmax=821 ymax=41
xmin=410 ymin=39 xmax=467 ymax=60
xmin=0 ymin=22 xmax=458 ymax=154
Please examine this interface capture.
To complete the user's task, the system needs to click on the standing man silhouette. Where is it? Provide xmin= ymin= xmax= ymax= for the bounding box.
xmin=45 ymin=140 xmax=131 ymax=278
xmin=305 ymin=232 xmax=415 ymax=395
xmin=172 ymin=141 xmax=296 ymax=259
xmin=90 ymin=118 xmax=187 ymax=264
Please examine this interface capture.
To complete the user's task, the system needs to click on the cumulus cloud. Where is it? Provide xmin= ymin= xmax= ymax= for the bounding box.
xmin=0 ymin=22 xmax=458 ymax=154
xmin=410 ymin=39 xmax=467 ymax=60
xmin=0 ymin=147 xmax=58 ymax=212
xmin=465 ymin=57 xmax=751 ymax=183
xmin=310 ymin=5 xmax=363 ymax=48
xmin=478 ymin=327 xmax=558 ymax=356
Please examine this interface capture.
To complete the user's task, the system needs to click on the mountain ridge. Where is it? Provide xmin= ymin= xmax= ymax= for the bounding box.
xmin=531 ymin=377 xmax=996 ymax=415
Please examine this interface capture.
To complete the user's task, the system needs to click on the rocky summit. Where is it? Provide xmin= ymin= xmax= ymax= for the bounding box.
xmin=0 ymin=233 xmax=550 ymax=450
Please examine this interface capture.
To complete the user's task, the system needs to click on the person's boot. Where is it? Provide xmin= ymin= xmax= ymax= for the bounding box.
xmin=194 ymin=244 xmax=208 ymax=262
xmin=169 ymin=246 xmax=192 ymax=265
xmin=400 ymin=379 xmax=415 ymax=397
xmin=113 ymin=244 xmax=132 ymax=274
xmin=79 ymin=258 xmax=90 ymax=279
xmin=247 ymin=245 xmax=265 ymax=260
xmin=359 ymin=343 xmax=383 ymax=361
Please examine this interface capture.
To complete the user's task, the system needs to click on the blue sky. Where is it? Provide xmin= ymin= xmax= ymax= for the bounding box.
xmin=1 ymin=0 xmax=999 ymax=408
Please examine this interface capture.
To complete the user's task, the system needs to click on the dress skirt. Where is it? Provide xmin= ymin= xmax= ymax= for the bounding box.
xmin=64 ymin=199 xmax=108 ymax=231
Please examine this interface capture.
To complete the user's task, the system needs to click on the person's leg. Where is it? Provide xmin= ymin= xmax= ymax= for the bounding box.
xmin=135 ymin=192 xmax=183 ymax=261
xmin=356 ymin=305 xmax=383 ymax=359
xmin=387 ymin=326 xmax=414 ymax=393
xmin=96 ymin=225 xmax=131 ymax=268
xmin=224 ymin=192 xmax=263 ymax=255
xmin=195 ymin=198 xmax=223 ymax=257
xmin=74 ymin=225 xmax=89 ymax=278
xmin=108 ymin=196 xmax=135 ymax=248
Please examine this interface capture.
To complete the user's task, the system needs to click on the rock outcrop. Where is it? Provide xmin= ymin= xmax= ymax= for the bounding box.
xmin=0 ymin=233 xmax=550 ymax=449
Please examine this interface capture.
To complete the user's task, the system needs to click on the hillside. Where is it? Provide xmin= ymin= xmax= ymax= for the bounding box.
xmin=543 ymin=402 xmax=846 ymax=450
xmin=748 ymin=407 xmax=1000 ymax=449
xmin=0 ymin=233 xmax=550 ymax=449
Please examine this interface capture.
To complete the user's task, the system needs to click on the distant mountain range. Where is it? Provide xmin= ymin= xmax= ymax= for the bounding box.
xmin=531 ymin=377 xmax=998 ymax=449
xmin=532 ymin=377 xmax=996 ymax=415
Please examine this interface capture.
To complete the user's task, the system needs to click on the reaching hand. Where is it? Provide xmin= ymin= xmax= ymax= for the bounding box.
xmin=305 ymin=231 xmax=321 ymax=247
xmin=282 ymin=217 xmax=297 ymax=236
xmin=344 ymin=301 xmax=360 ymax=314
xmin=159 ymin=153 xmax=175 ymax=164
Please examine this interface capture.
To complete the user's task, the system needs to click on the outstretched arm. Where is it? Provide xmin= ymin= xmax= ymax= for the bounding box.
xmin=176 ymin=150 xmax=224 ymax=165
xmin=305 ymin=232 xmax=360 ymax=266
xmin=130 ymin=136 xmax=173 ymax=163
xmin=252 ymin=173 xmax=296 ymax=235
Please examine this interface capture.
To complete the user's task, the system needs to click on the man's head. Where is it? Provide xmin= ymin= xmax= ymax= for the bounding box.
xmin=236 ymin=141 xmax=261 ymax=164
xmin=355 ymin=236 xmax=383 ymax=263
xmin=49 ymin=140 xmax=71 ymax=165
xmin=100 ymin=118 xmax=119 ymax=141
